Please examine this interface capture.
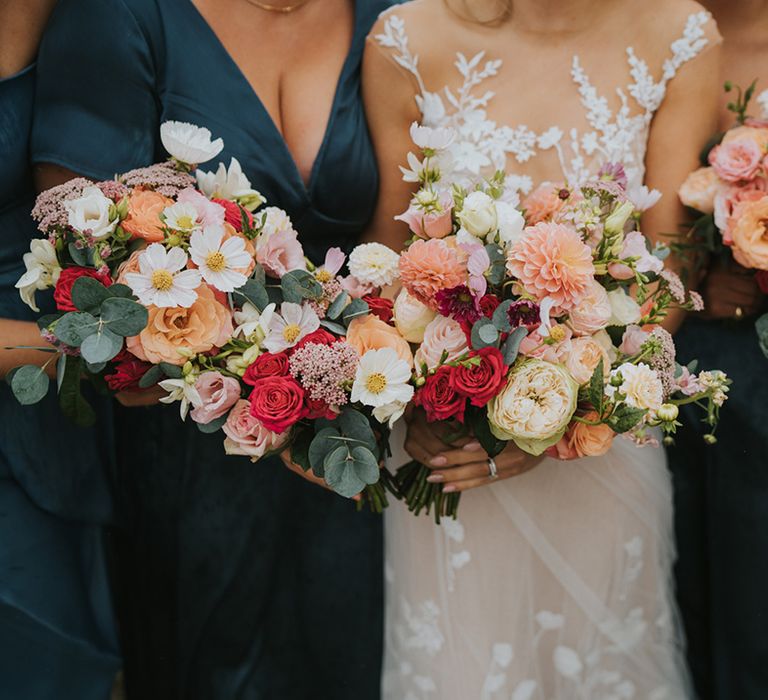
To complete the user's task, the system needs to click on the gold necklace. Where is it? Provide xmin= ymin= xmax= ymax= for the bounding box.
xmin=244 ymin=0 xmax=313 ymax=13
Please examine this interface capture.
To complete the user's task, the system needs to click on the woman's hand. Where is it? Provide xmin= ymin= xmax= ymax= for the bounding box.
xmin=404 ymin=408 xmax=544 ymax=492
xmin=279 ymin=448 xmax=362 ymax=501
xmin=700 ymin=260 xmax=764 ymax=320
xmin=116 ymin=386 xmax=165 ymax=407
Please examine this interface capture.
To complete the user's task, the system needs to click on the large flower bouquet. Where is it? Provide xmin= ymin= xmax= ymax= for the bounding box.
xmin=391 ymin=124 xmax=730 ymax=520
xmin=10 ymin=122 xmax=408 ymax=508
xmin=678 ymin=81 xmax=768 ymax=356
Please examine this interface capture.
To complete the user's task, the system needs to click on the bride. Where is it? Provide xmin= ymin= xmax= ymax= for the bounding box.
xmin=363 ymin=0 xmax=721 ymax=697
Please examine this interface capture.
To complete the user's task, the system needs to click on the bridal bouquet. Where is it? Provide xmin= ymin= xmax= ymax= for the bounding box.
xmin=678 ymin=81 xmax=768 ymax=356
xmin=392 ymin=124 xmax=730 ymax=519
xmin=10 ymin=122 xmax=407 ymax=508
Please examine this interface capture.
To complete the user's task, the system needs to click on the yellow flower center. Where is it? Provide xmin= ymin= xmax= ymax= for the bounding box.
xmin=365 ymin=372 xmax=388 ymax=394
xmin=315 ymin=269 xmax=332 ymax=283
xmin=549 ymin=325 xmax=566 ymax=342
xmin=206 ymin=251 xmax=227 ymax=272
xmin=151 ymin=269 xmax=174 ymax=291
xmin=282 ymin=324 xmax=302 ymax=343
xmin=177 ymin=215 xmax=195 ymax=229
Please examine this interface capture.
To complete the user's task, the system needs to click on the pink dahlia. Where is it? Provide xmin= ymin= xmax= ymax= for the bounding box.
xmin=398 ymin=239 xmax=466 ymax=310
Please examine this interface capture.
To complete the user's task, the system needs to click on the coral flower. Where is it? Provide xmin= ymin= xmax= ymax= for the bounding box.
xmin=521 ymin=182 xmax=567 ymax=224
xmin=398 ymin=238 xmax=466 ymax=310
xmin=506 ymin=222 xmax=595 ymax=311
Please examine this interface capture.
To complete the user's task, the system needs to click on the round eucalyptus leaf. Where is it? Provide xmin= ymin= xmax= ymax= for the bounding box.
xmin=54 ymin=312 xmax=99 ymax=347
xmin=339 ymin=409 xmax=377 ymax=452
xmin=326 ymin=291 xmax=350 ymax=321
xmin=471 ymin=318 xmax=498 ymax=349
xmin=71 ymin=276 xmax=112 ymax=313
xmin=196 ymin=412 xmax=229 ymax=434
xmin=324 ymin=445 xmax=366 ymax=498
xmin=309 ymin=427 xmax=342 ymax=471
xmin=341 ymin=298 xmax=369 ymax=327
xmin=350 ymin=445 xmax=380 ymax=485
xmin=11 ymin=365 xmax=50 ymax=405
xmin=80 ymin=328 xmax=123 ymax=364
xmin=101 ymin=297 xmax=149 ymax=337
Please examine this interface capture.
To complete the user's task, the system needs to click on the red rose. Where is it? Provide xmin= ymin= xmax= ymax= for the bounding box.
xmin=104 ymin=351 xmax=152 ymax=392
xmin=451 ymin=347 xmax=508 ymax=407
xmin=363 ymin=295 xmax=394 ymax=324
xmin=305 ymin=396 xmax=337 ymax=420
xmin=756 ymin=270 xmax=768 ymax=295
xmin=54 ymin=266 xmax=113 ymax=312
xmin=213 ymin=198 xmax=253 ymax=232
xmin=479 ymin=294 xmax=500 ymax=318
xmin=248 ymin=376 xmax=307 ymax=433
xmin=243 ymin=352 xmax=290 ymax=386
xmin=291 ymin=328 xmax=339 ymax=353
xmin=415 ymin=365 xmax=466 ymax=423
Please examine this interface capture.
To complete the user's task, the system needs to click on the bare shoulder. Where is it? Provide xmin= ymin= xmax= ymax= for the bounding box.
xmin=632 ymin=0 xmax=721 ymax=53
xmin=368 ymin=0 xmax=446 ymax=42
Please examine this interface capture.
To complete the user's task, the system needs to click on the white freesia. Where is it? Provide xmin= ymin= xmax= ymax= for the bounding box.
xmin=372 ymin=399 xmax=408 ymax=428
xmin=399 ymin=151 xmax=426 ymax=183
xmin=158 ymin=377 xmax=203 ymax=420
xmin=196 ymin=157 xmax=265 ymax=210
xmin=393 ymin=288 xmax=436 ymax=343
xmin=607 ymin=362 xmax=664 ymax=412
xmin=189 ymin=226 xmax=251 ymax=292
xmin=163 ymin=202 xmax=203 ymax=231
xmin=607 ymin=288 xmax=642 ymax=326
xmin=409 ymin=122 xmax=455 ymax=151
xmin=457 ymin=191 xmax=497 ymax=238
xmin=160 ymin=120 xmax=224 ymax=165
xmin=263 ymin=302 xmax=319 ymax=353
xmin=347 ymin=243 xmax=400 ymax=287
xmin=65 ymin=186 xmax=117 ymax=240
xmin=495 ymin=201 xmax=526 ymax=247
xmin=15 ymin=239 xmax=61 ymax=311
xmin=125 ymin=243 xmax=202 ymax=308
xmin=234 ymin=302 xmax=275 ymax=343
xmin=351 ymin=347 xmax=414 ymax=409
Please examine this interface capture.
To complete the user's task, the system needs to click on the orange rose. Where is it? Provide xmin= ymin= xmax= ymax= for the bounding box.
xmin=122 ymin=189 xmax=174 ymax=242
xmin=730 ymin=195 xmax=768 ymax=269
xmin=346 ymin=314 xmax=413 ymax=368
xmin=555 ymin=411 xmax=615 ymax=459
xmin=126 ymin=284 xmax=233 ymax=365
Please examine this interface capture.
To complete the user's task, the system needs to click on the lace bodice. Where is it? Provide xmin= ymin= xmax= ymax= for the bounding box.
xmin=375 ymin=8 xmax=715 ymax=195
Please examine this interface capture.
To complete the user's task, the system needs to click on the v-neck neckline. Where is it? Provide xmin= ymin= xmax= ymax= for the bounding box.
xmin=185 ymin=0 xmax=361 ymax=202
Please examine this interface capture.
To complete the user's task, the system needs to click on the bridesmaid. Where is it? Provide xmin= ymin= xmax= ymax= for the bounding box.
xmin=32 ymin=0 xmax=398 ymax=698
xmin=669 ymin=1 xmax=768 ymax=698
xmin=0 ymin=2 xmax=121 ymax=698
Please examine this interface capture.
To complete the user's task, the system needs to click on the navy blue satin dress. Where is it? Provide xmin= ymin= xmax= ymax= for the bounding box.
xmin=0 ymin=66 xmax=121 ymax=698
xmin=669 ymin=314 xmax=768 ymax=700
xmin=32 ymin=1 xmax=396 ymax=698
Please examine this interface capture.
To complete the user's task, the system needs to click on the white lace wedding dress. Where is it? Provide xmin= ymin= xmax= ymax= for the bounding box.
xmin=374 ymin=5 xmax=720 ymax=699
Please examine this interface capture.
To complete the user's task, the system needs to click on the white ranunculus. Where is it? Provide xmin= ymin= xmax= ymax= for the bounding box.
xmin=196 ymin=157 xmax=265 ymax=210
xmin=15 ymin=239 xmax=61 ymax=311
xmin=347 ymin=243 xmax=400 ymax=288
xmin=160 ymin=120 xmax=224 ymax=165
xmin=457 ymin=191 xmax=498 ymax=239
xmin=607 ymin=362 xmax=664 ymax=413
xmin=607 ymin=288 xmax=642 ymax=326
xmin=495 ymin=201 xmax=526 ymax=247
xmin=65 ymin=186 xmax=117 ymax=240
xmin=393 ymin=288 xmax=436 ymax=343
xmin=487 ymin=358 xmax=578 ymax=455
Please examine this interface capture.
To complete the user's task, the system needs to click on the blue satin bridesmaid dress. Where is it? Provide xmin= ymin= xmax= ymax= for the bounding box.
xmin=0 ymin=66 xmax=121 ymax=699
xmin=32 ymin=1 xmax=399 ymax=698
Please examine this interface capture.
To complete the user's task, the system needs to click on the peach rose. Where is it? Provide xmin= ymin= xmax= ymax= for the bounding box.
xmin=708 ymin=139 xmax=764 ymax=183
xmin=126 ymin=284 xmax=233 ymax=365
xmin=414 ymin=315 xmax=469 ymax=372
xmin=730 ymin=195 xmax=768 ymax=269
xmin=554 ymin=411 xmax=615 ymax=459
xmin=555 ymin=336 xmax=611 ymax=385
xmin=398 ymin=238 xmax=466 ymax=310
xmin=122 ymin=189 xmax=174 ymax=242
xmin=678 ymin=167 xmax=719 ymax=214
xmin=522 ymin=182 xmax=566 ymax=224
xmin=346 ymin=314 xmax=414 ymax=367
xmin=223 ymin=399 xmax=288 ymax=461
xmin=722 ymin=125 xmax=768 ymax=151
xmin=115 ymin=249 xmax=144 ymax=285
xmin=568 ymin=279 xmax=612 ymax=336
xmin=714 ymin=179 xmax=768 ymax=244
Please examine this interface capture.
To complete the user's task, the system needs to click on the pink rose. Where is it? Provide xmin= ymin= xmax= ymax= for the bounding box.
xmin=190 ymin=371 xmax=241 ymax=424
xmin=708 ymin=139 xmax=764 ymax=183
xmin=607 ymin=231 xmax=663 ymax=280
xmin=414 ymin=315 xmax=469 ymax=372
xmin=395 ymin=196 xmax=453 ymax=239
xmin=568 ymin=280 xmax=612 ymax=335
xmin=222 ymin=399 xmax=288 ymax=460
xmin=256 ymin=228 xmax=306 ymax=278
xmin=619 ymin=325 xmax=649 ymax=356
xmin=714 ymin=179 xmax=768 ymax=244
xmin=518 ymin=326 xmax=572 ymax=365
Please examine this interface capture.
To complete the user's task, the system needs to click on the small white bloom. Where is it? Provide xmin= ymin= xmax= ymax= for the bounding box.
xmin=163 ymin=201 xmax=203 ymax=232
xmin=189 ymin=226 xmax=251 ymax=292
xmin=399 ymin=151 xmax=426 ymax=183
xmin=409 ymin=122 xmax=455 ymax=151
xmin=125 ymin=243 xmax=202 ymax=308
xmin=607 ymin=362 xmax=664 ymax=412
xmin=627 ymin=184 xmax=662 ymax=212
xmin=759 ymin=89 xmax=768 ymax=118
xmin=415 ymin=91 xmax=446 ymax=126
xmin=553 ymin=646 xmax=583 ymax=679
xmin=159 ymin=377 xmax=203 ymax=420
xmin=196 ymin=157 xmax=265 ymax=210
xmin=160 ymin=120 xmax=224 ymax=165
xmin=234 ymin=302 xmax=275 ymax=343
xmin=65 ymin=186 xmax=117 ymax=240
xmin=495 ymin=201 xmax=526 ymax=248
xmin=263 ymin=302 xmax=319 ymax=353
xmin=372 ymin=399 xmax=408 ymax=428
xmin=607 ymin=288 xmax=642 ymax=326
xmin=347 ymin=243 xmax=400 ymax=287
xmin=457 ymin=191 xmax=497 ymax=238
xmin=351 ymin=347 xmax=414 ymax=409
xmin=15 ymin=239 xmax=61 ymax=311
xmin=257 ymin=206 xmax=294 ymax=240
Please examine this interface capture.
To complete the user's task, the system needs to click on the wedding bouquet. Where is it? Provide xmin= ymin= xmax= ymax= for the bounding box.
xmin=10 ymin=122 xmax=408 ymax=508
xmin=392 ymin=124 xmax=730 ymax=519
xmin=678 ymin=81 xmax=768 ymax=356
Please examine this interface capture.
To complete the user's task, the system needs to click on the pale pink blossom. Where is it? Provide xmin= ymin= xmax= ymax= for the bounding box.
xmin=256 ymin=227 xmax=306 ymax=277
xmin=395 ymin=195 xmax=454 ymax=239
xmin=340 ymin=275 xmax=375 ymax=299
xmin=608 ymin=231 xmax=664 ymax=280
xmin=708 ymin=139 xmax=764 ymax=182
xmin=568 ymin=280 xmax=612 ymax=336
xmin=674 ymin=366 xmax=703 ymax=397
xmin=223 ymin=399 xmax=288 ymax=460
xmin=190 ymin=371 xmax=241 ymax=424
xmin=177 ymin=188 xmax=226 ymax=228
xmin=414 ymin=315 xmax=469 ymax=372
xmin=619 ymin=325 xmax=650 ymax=356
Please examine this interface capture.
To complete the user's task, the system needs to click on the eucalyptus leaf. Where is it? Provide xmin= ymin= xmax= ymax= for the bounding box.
xmin=492 ymin=299 xmax=513 ymax=333
xmin=320 ymin=319 xmax=347 ymax=336
xmin=105 ymin=283 xmax=134 ymax=299
xmin=138 ymin=365 xmax=165 ymax=389
xmin=251 ymin=264 xmax=266 ymax=286
xmin=309 ymin=427 xmax=341 ymax=474
xmin=54 ymin=312 xmax=99 ymax=347
xmin=196 ymin=413 xmax=229 ymax=434
xmin=80 ymin=328 xmax=123 ymax=364
xmin=10 ymin=365 xmax=50 ymax=405
xmin=159 ymin=362 xmax=183 ymax=379
xmin=588 ymin=358 xmax=605 ymax=415
xmin=71 ymin=276 xmax=112 ymax=313
xmin=469 ymin=408 xmax=507 ymax=458
xmin=757 ymin=313 xmax=768 ymax=360
xmin=37 ymin=314 xmax=61 ymax=332
xmin=281 ymin=270 xmax=323 ymax=303
xmin=608 ymin=405 xmax=647 ymax=434
xmin=326 ymin=291 xmax=350 ymax=321
xmin=68 ymin=243 xmax=89 ymax=267
xmin=100 ymin=297 xmax=149 ymax=337
xmin=341 ymin=298 xmax=369 ymax=327
xmin=324 ymin=445 xmax=366 ymax=498
xmin=471 ymin=318 xmax=498 ymax=350
xmin=58 ymin=355 xmax=96 ymax=427
xmin=85 ymin=361 xmax=107 ymax=374
xmin=350 ymin=445 xmax=381 ymax=485
xmin=339 ymin=408 xmax=378 ymax=453
xmin=234 ymin=278 xmax=270 ymax=312
xmin=290 ymin=426 xmax=313 ymax=472
xmin=501 ymin=327 xmax=528 ymax=365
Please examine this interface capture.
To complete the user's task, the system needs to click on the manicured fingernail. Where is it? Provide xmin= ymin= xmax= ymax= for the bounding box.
xmin=430 ymin=456 xmax=448 ymax=467
xmin=442 ymin=485 xmax=457 ymax=493
xmin=463 ymin=441 xmax=482 ymax=452
xmin=426 ymin=473 xmax=444 ymax=483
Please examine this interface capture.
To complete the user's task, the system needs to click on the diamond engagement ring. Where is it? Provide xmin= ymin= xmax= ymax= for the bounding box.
xmin=487 ymin=457 xmax=499 ymax=480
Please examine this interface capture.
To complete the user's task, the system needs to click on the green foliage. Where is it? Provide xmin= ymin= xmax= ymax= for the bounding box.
xmin=588 ymin=359 xmax=605 ymax=415
xmin=281 ymin=269 xmax=323 ymax=304
xmin=471 ymin=318 xmax=498 ymax=350
xmin=58 ymin=355 xmax=96 ymax=427
xmin=500 ymin=327 xmax=527 ymax=365
xmin=326 ymin=291 xmax=350 ymax=321
xmin=756 ymin=313 xmax=768 ymax=360
xmin=608 ymin=405 xmax=647 ymax=434
xmin=233 ymin=278 xmax=269 ymax=311
xmin=341 ymin=298 xmax=369 ymax=327
xmin=10 ymin=365 xmax=50 ymax=405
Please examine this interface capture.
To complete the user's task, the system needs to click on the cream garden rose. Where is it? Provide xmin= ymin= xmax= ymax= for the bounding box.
xmin=607 ymin=288 xmax=642 ymax=326
xmin=393 ymin=288 xmax=437 ymax=343
xmin=457 ymin=191 xmax=498 ymax=238
xmin=607 ymin=362 xmax=664 ymax=413
xmin=488 ymin=358 xmax=579 ymax=455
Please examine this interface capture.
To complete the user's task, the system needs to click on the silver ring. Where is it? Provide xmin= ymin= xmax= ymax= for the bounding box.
xmin=487 ymin=457 xmax=499 ymax=480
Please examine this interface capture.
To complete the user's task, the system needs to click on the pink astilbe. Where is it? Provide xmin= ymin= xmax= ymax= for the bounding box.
xmin=308 ymin=278 xmax=343 ymax=319
xmin=645 ymin=327 xmax=677 ymax=398
xmin=97 ymin=180 xmax=130 ymax=201
xmin=120 ymin=162 xmax=195 ymax=197
xmin=31 ymin=177 xmax=92 ymax=233
xmin=660 ymin=269 xmax=686 ymax=304
xmin=289 ymin=341 xmax=359 ymax=407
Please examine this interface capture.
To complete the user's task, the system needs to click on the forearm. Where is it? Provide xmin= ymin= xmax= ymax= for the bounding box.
xmin=0 ymin=318 xmax=57 ymax=379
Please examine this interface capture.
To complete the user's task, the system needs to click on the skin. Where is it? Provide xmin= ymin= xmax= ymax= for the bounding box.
xmin=698 ymin=0 xmax=768 ymax=320
xmin=363 ymin=0 xmax=721 ymax=491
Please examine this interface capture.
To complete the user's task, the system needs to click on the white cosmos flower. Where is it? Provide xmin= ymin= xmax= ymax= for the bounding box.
xmin=627 ymin=184 xmax=662 ymax=212
xmin=189 ymin=226 xmax=251 ymax=292
xmin=160 ymin=120 xmax=224 ymax=165
xmin=196 ymin=157 xmax=265 ymax=210
xmin=351 ymin=347 xmax=414 ymax=409
xmin=163 ymin=202 xmax=203 ymax=232
xmin=409 ymin=122 xmax=455 ymax=151
xmin=158 ymin=377 xmax=203 ymax=421
xmin=263 ymin=302 xmax=320 ymax=353
xmin=234 ymin=302 xmax=275 ymax=343
xmin=15 ymin=239 xmax=61 ymax=311
xmin=125 ymin=243 xmax=202 ymax=308
xmin=65 ymin=186 xmax=117 ymax=240
xmin=347 ymin=243 xmax=400 ymax=288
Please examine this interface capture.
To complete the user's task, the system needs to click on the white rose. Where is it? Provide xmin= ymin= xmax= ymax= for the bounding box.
xmin=14 ymin=239 xmax=61 ymax=312
xmin=607 ymin=362 xmax=664 ymax=412
xmin=347 ymin=243 xmax=400 ymax=288
xmin=457 ymin=191 xmax=498 ymax=239
xmin=495 ymin=201 xmax=526 ymax=247
xmin=607 ymin=288 xmax=642 ymax=326
xmin=196 ymin=157 xmax=265 ymax=211
xmin=488 ymin=358 xmax=578 ymax=455
xmin=393 ymin=289 xmax=436 ymax=343
xmin=160 ymin=120 xmax=224 ymax=165
xmin=65 ymin=186 xmax=118 ymax=240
